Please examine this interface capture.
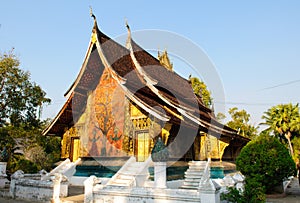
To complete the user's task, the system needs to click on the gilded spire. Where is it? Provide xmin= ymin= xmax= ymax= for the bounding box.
xmin=158 ymin=49 xmax=173 ymax=71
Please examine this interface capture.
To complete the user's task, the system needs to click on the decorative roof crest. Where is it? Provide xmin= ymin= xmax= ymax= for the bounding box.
xmin=90 ymin=6 xmax=96 ymax=21
xmin=90 ymin=6 xmax=98 ymax=43
xmin=90 ymin=6 xmax=98 ymax=32
xmin=125 ymin=19 xmax=132 ymax=51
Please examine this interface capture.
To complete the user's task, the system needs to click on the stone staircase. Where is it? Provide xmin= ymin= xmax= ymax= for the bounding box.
xmin=181 ymin=161 xmax=207 ymax=190
xmin=106 ymin=156 xmax=151 ymax=187
xmin=42 ymin=158 xmax=81 ymax=181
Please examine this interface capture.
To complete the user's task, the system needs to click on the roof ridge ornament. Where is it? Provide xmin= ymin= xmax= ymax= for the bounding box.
xmin=124 ymin=20 xmax=159 ymax=86
xmin=90 ymin=6 xmax=96 ymax=21
xmin=90 ymin=6 xmax=98 ymax=43
xmin=90 ymin=6 xmax=98 ymax=32
xmin=125 ymin=19 xmax=132 ymax=51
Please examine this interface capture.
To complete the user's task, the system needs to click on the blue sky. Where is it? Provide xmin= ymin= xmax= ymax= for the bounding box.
xmin=1 ymin=1 xmax=300 ymax=129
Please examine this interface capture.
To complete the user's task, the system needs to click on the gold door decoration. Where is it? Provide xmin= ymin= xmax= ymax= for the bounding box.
xmin=209 ymin=135 xmax=220 ymax=159
xmin=199 ymin=133 xmax=228 ymax=160
xmin=122 ymin=99 xmax=135 ymax=155
xmin=71 ymin=138 xmax=80 ymax=162
xmin=61 ymin=127 xmax=79 ymax=159
xmin=219 ymin=141 xmax=229 ymax=161
xmin=137 ymin=132 xmax=150 ymax=162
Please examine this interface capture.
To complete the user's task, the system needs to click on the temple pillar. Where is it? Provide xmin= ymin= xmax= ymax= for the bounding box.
xmin=154 ymin=162 xmax=167 ymax=188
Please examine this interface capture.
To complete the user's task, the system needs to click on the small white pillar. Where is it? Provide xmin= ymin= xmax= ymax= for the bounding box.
xmin=0 ymin=162 xmax=7 ymax=175
xmin=154 ymin=162 xmax=167 ymax=188
xmin=200 ymin=189 xmax=220 ymax=203
xmin=198 ymin=159 xmax=220 ymax=203
xmin=0 ymin=162 xmax=7 ymax=188
xmin=9 ymin=170 xmax=24 ymax=198
xmin=0 ymin=175 xmax=7 ymax=188
xmin=199 ymin=178 xmax=221 ymax=203
xmin=52 ymin=173 xmax=62 ymax=203
xmin=84 ymin=175 xmax=99 ymax=203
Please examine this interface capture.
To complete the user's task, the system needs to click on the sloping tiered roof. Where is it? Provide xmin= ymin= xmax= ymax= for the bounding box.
xmin=42 ymin=17 xmax=249 ymax=145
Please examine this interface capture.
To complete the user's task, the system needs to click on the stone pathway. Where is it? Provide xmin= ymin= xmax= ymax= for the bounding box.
xmin=60 ymin=194 xmax=84 ymax=203
xmin=267 ymin=177 xmax=300 ymax=203
xmin=60 ymin=185 xmax=84 ymax=203
xmin=285 ymin=177 xmax=300 ymax=195
xmin=0 ymin=197 xmax=39 ymax=202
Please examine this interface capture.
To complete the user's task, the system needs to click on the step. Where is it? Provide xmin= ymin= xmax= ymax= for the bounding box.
xmin=186 ymin=171 xmax=205 ymax=175
xmin=118 ymin=171 xmax=143 ymax=176
xmin=117 ymin=174 xmax=135 ymax=180
xmin=183 ymin=181 xmax=199 ymax=186
xmin=112 ymin=179 xmax=132 ymax=184
xmin=181 ymin=185 xmax=198 ymax=190
xmin=188 ymin=166 xmax=206 ymax=170
xmin=126 ymin=166 xmax=141 ymax=171
xmin=185 ymin=171 xmax=204 ymax=176
xmin=129 ymin=165 xmax=143 ymax=169
xmin=184 ymin=176 xmax=203 ymax=180
xmin=185 ymin=178 xmax=202 ymax=182
xmin=188 ymin=161 xmax=207 ymax=166
xmin=108 ymin=181 xmax=131 ymax=187
xmin=187 ymin=167 xmax=205 ymax=170
xmin=188 ymin=169 xmax=205 ymax=172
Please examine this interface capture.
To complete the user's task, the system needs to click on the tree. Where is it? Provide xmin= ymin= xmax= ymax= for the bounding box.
xmin=0 ymin=50 xmax=51 ymax=127
xmin=216 ymin=112 xmax=226 ymax=123
xmin=261 ymin=103 xmax=300 ymax=156
xmin=226 ymin=107 xmax=258 ymax=139
xmin=0 ymin=50 xmax=57 ymax=173
xmin=292 ymin=137 xmax=300 ymax=163
xmin=236 ymin=136 xmax=296 ymax=194
xmin=188 ymin=75 xmax=212 ymax=108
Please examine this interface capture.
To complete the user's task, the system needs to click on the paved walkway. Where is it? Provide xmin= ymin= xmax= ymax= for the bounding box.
xmin=0 ymin=197 xmax=37 ymax=203
xmin=267 ymin=177 xmax=300 ymax=203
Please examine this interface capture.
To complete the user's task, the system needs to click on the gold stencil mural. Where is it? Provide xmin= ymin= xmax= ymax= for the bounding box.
xmin=69 ymin=68 xmax=127 ymax=157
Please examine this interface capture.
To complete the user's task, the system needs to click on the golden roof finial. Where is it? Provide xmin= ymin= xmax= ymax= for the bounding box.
xmin=158 ymin=48 xmax=173 ymax=71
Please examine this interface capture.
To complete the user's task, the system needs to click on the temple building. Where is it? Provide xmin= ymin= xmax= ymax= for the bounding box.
xmin=42 ymin=15 xmax=249 ymax=171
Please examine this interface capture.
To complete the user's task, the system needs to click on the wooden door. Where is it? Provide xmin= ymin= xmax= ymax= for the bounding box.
xmin=136 ymin=132 xmax=150 ymax=162
xmin=70 ymin=137 xmax=80 ymax=162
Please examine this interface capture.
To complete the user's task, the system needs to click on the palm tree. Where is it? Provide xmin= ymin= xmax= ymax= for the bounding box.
xmin=261 ymin=103 xmax=300 ymax=156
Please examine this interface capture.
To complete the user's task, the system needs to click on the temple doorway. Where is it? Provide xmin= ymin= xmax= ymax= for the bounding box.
xmin=135 ymin=131 xmax=150 ymax=162
xmin=70 ymin=137 xmax=80 ymax=162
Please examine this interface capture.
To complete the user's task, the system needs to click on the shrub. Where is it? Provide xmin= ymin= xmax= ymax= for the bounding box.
xmin=242 ymin=177 xmax=266 ymax=202
xmin=12 ymin=159 xmax=38 ymax=174
xmin=236 ymin=136 xmax=296 ymax=194
xmin=221 ymin=177 xmax=265 ymax=203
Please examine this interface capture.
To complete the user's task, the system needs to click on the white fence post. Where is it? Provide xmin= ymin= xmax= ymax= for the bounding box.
xmin=84 ymin=175 xmax=101 ymax=203
xmin=52 ymin=173 xmax=62 ymax=203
